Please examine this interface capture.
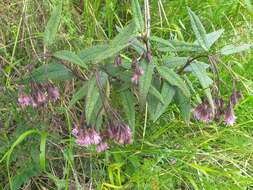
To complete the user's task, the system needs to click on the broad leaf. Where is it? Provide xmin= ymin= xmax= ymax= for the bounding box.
xmin=131 ymin=0 xmax=144 ymax=32
xmin=152 ymin=83 xmax=175 ymax=122
xmin=44 ymin=4 xmax=62 ymax=46
xmin=190 ymin=62 xmax=214 ymax=111
xmin=204 ymin=29 xmax=224 ymax=49
xmin=139 ymin=61 xmax=155 ymax=105
xmin=187 ymin=8 xmax=208 ymax=51
xmin=149 ymin=85 xmax=164 ymax=104
xmin=157 ymin=66 xmax=190 ymax=98
xmin=219 ymin=44 xmax=252 ymax=55
xmin=69 ymin=82 xmax=88 ymax=108
xmin=165 ymin=57 xmax=189 ymax=69
xmin=21 ymin=63 xmax=73 ymax=83
xmin=54 ymin=50 xmax=88 ymax=69
xmin=120 ymin=90 xmax=135 ymax=131
xmin=174 ymin=88 xmax=191 ymax=125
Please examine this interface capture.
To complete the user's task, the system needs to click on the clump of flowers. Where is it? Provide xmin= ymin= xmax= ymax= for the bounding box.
xmin=18 ymin=82 xmax=60 ymax=108
xmin=193 ymin=99 xmax=213 ymax=123
xmin=131 ymin=58 xmax=144 ymax=84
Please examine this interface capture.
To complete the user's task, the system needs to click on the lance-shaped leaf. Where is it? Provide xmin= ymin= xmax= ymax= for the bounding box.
xmin=196 ymin=29 xmax=224 ymax=49
xmin=187 ymin=8 xmax=208 ymax=51
xmin=21 ymin=63 xmax=73 ymax=83
xmin=165 ymin=57 xmax=189 ymax=69
xmin=174 ymin=88 xmax=191 ymax=125
xmin=120 ymin=90 xmax=135 ymax=131
xmin=54 ymin=50 xmax=88 ymax=69
xmin=219 ymin=44 xmax=252 ymax=55
xmin=152 ymin=83 xmax=175 ymax=122
xmin=149 ymin=85 xmax=164 ymax=104
xmin=157 ymin=66 xmax=190 ymax=98
xmin=131 ymin=0 xmax=144 ymax=32
xmin=85 ymin=77 xmax=100 ymax=125
xmin=139 ymin=61 xmax=155 ymax=105
xmin=44 ymin=4 xmax=62 ymax=46
xmin=79 ymin=22 xmax=137 ymax=64
xmin=190 ymin=62 xmax=214 ymax=111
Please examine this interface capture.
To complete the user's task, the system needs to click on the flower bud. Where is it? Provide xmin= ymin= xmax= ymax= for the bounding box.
xmin=224 ymin=103 xmax=236 ymax=126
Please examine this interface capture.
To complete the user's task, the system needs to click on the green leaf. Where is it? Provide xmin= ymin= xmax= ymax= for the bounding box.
xmin=79 ymin=22 xmax=137 ymax=64
xmin=43 ymin=4 xmax=62 ymax=46
xmin=165 ymin=57 xmax=189 ymax=69
xmin=85 ymin=77 xmax=100 ymax=125
xmin=131 ymin=0 xmax=144 ymax=32
xmin=204 ymin=29 xmax=224 ymax=49
xmin=54 ymin=50 xmax=88 ymax=69
xmin=39 ymin=131 xmax=47 ymax=171
xmin=174 ymin=88 xmax=191 ymax=125
xmin=139 ymin=61 xmax=155 ymax=105
xmin=120 ymin=90 xmax=135 ymax=131
xmin=149 ymin=85 xmax=164 ymax=104
xmin=190 ymin=62 xmax=214 ymax=111
xmin=187 ymin=8 xmax=208 ymax=51
xmin=152 ymin=83 xmax=175 ymax=122
xmin=157 ymin=66 xmax=190 ymax=98
xmin=21 ymin=63 xmax=73 ymax=83
xmin=69 ymin=82 xmax=88 ymax=108
xmin=219 ymin=44 xmax=252 ymax=55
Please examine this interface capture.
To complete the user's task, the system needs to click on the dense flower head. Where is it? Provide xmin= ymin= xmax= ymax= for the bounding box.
xmin=18 ymin=93 xmax=31 ymax=107
xmin=107 ymin=123 xmax=132 ymax=144
xmin=75 ymin=127 xmax=101 ymax=147
xmin=224 ymin=103 xmax=236 ymax=126
xmin=96 ymin=142 xmax=109 ymax=153
xmin=47 ymin=85 xmax=60 ymax=101
xmin=193 ymin=100 xmax=213 ymax=123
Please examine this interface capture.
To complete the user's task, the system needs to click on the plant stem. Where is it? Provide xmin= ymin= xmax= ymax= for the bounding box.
xmin=144 ymin=0 xmax=151 ymax=38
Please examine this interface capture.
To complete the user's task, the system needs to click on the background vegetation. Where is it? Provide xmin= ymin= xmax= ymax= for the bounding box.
xmin=0 ymin=0 xmax=253 ymax=189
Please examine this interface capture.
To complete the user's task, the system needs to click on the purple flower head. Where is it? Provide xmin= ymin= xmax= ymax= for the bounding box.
xmin=114 ymin=55 xmax=122 ymax=67
xmin=87 ymin=128 xmax=102 ymax=145
xmin=75 ymin=128 xmax=101 ymax=147
xmin=230 ymin=90 xmax=243 ymax=106
xmin=193 ymin=100 xmax=213 ymax=123
xmin=107 ymin=123 xmax=132 ymax=144
xmin=47 ymin=85 xmax=60 ymax=101
xmin=224 ymin=103 xmax=236 ymax=126
xmin=36 ymin=91 xmax=47 ymax=104
xmin=18 ymin=93 xmax=31 ymax=107
xmin=76 ymin=133 xmax=91 ymax=147
xmin=96 ymin=142 xmax=109 ymax=153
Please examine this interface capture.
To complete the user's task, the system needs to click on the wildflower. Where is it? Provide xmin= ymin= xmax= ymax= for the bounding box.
xmin=88 ymin=128 xmax=102 ymax=145
xmin=72 ymin=123 xmax=79 ymax=137
xmin=75 ymin=128 xmax=101 ymax=147
xmin=96 ymin=142 xmax=109 ymax=153
xmin=131 ymin=73 xmax=139 ymax=84
xmin=114 ymin=55 xmax=122 ymax=67
xmin=47 ymin=85 xmax=60 ymax=101
xmin=130 ymin=58 xmax=144 ymax=85
xmin=107 ymin=123 xmax=132 ymax=144
xmin=18 ymin=93 xmax=31 ymax=107
xmin=193 ymin=100 xmax=213 ymax=123
xmin=224 ymin=103 xmax=236 ymax=126
xmin=230 ymin=90 xmax=243 ymax=106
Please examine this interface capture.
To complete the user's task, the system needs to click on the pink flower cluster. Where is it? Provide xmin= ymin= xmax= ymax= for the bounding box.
xmin=131 ymin=58 xmax=144 ymax=85
xmin=193 ymin=90 xmax=243 ymax=126
xmin=18 ymin=83 xmax=60 ymax=108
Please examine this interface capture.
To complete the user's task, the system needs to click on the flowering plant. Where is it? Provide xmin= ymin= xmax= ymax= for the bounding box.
xmin=18 ymin=1 xmax=251 ymax=152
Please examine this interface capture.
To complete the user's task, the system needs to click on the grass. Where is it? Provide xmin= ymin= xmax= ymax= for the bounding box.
xmin=0 ymin=0 xmax=253 ymax=189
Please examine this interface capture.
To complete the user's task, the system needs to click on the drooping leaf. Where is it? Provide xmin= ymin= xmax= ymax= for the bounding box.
xmin=21 ymin=63 xmax=73 ymax=83
xmin=139 ymin=61 xmax=155 ymax=105
xmin=190 ymin=62 xmax=214 ymax=111
xmin=187 ymin=8 xmax=208 ymax=51
xmin=54 ymin=50 xmax=88 ymax=69
xmin=152 ymin=83 xmax=175 ymax=122
xmin=131 ymin=0 xmax=144 ymax=32
xmin=157 ymin=66 xmax=190 ymax=98
xmin=149 ymin=85 xmax=164 ymax=104
xmin=44 ymin=4 xmax=62 ymax=46
xmin=219 ymin=44 xmax=252 ymax=55
xmin=69 ymin=82 xmax=88 ymax=108
xmin=120 ymin=90 xmax=135 ymax=130
xmin=174 ymin=88 xmax=191 ymax=125
xmin=85 ymin=77 xmax=100 ymax=125
xmin=79 ymin=22 xmax=137 ymax=64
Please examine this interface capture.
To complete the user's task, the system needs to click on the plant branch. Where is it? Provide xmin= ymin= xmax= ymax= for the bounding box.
xmin=177 ymin=55 xmax=207 ymax=74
